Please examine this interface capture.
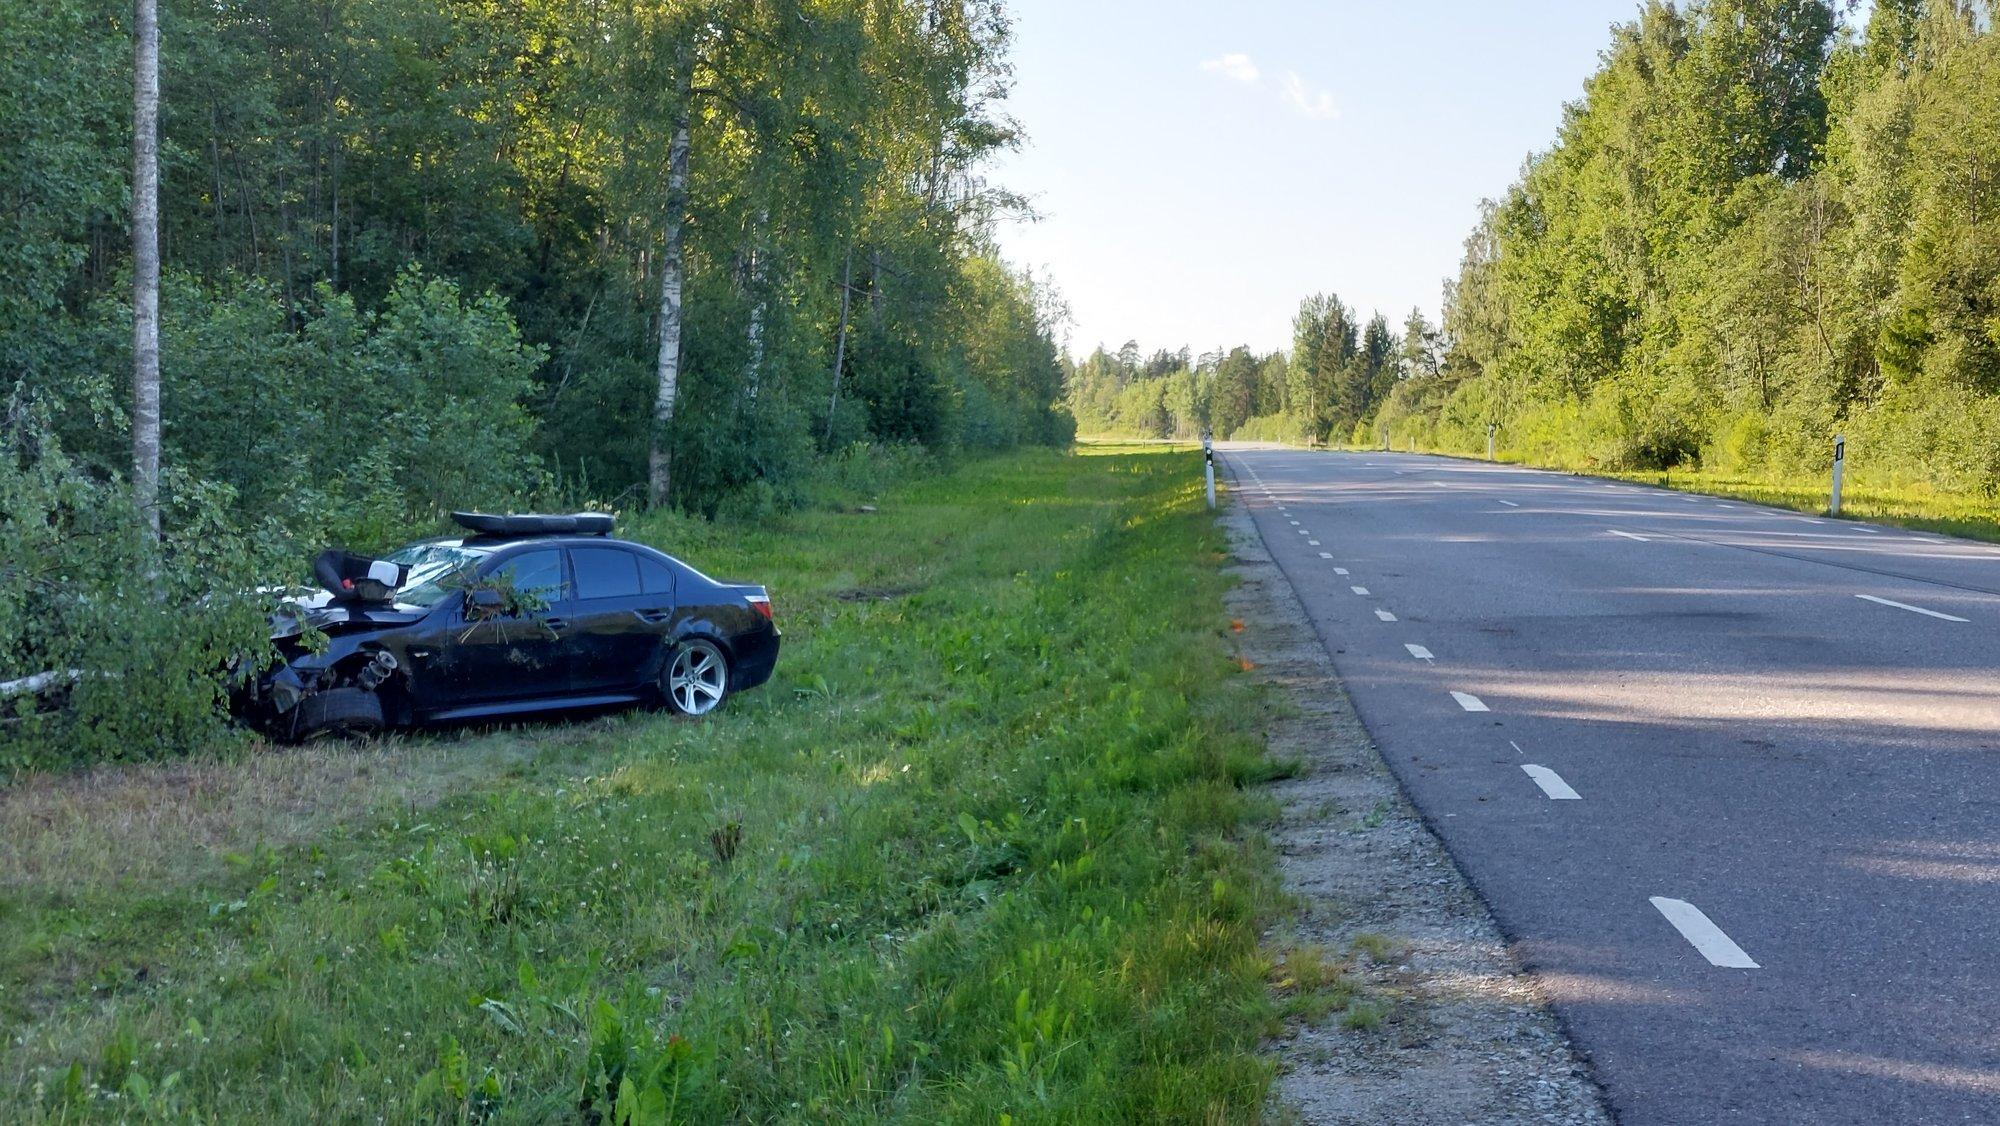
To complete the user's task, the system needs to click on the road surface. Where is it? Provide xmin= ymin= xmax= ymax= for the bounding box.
xmin=1221 ymin=445 xmax=2000 ymax=1125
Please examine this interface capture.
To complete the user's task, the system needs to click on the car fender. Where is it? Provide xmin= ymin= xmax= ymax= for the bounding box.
xmin=665 ymin=617 xmax=737 ymax=665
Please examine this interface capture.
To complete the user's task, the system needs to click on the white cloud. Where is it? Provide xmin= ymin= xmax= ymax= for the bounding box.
xmin=1199 ymin=52 xmax=1260 ymax=84
xmin=1280 ymin=71 xmax=1338 ymax=120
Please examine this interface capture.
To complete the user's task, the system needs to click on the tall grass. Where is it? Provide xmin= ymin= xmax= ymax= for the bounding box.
xmin=2 ymin=447 xmax=1287 ymax=1122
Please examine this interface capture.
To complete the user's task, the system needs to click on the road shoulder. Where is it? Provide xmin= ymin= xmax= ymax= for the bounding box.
xmin=1223 ymin=497 xmax=1610 ymax=1125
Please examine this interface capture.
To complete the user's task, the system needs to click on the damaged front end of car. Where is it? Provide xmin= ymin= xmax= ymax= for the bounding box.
xmin=230 ymin=550 xmax=422 ymax=740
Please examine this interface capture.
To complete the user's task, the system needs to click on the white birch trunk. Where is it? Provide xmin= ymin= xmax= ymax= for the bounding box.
xmin=742 ymin=208 xmax=768 ymax=402
xmin=132 ymin=0 xmax=162 ymax=535
xmin=648 ymin=114 xmax=691 ymax=508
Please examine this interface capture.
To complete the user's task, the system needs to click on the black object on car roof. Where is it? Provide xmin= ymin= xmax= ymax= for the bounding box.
xmin=450 ymin=510 xmax=615 ymax=537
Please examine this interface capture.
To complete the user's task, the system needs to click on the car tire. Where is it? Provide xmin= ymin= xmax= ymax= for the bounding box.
xmin=662 ymin=638 xmax=729 ymax=716
xmin=289 ymin=687 xmax=386 ymax=741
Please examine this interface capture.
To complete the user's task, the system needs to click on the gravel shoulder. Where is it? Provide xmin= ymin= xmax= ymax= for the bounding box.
xmin=1222 ymin=499 xmax=1612 ymax=1125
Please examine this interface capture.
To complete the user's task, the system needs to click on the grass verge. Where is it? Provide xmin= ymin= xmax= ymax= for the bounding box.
xmin=2 ymin=446 xmax=1289 ymax=1122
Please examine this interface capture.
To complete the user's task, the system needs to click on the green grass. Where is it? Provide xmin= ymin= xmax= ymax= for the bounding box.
xmin=1605 ymin=469 xmax=2000 ymax=543
xmin=1 ymin=446 xmax=1298 ymax=1123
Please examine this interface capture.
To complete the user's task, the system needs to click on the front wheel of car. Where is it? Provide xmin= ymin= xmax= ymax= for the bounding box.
xmin=289 ymin=686 xmax=385 ymax=741
xmin=663 ymin=639 xmax=729 ymax=716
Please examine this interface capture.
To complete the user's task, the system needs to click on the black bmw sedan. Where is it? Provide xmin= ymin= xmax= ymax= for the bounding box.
xmin=236 ymin=512 xmax=780 ymax=740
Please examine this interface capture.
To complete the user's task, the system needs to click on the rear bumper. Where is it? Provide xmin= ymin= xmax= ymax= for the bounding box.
xmin=731 ymin=627 xmax=781 ymax=692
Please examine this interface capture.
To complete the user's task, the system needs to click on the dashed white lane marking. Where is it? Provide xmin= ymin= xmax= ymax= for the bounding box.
xmin=1333 ymin=567 xmax=1349 ymax=575
xmin=1854 ymin=526 xmax=1881 ymax=534
xmin=1609 ymin=530 xmax=1650 ymax=542
xmin=1351 ymin=586 xmax=1371 ymax=596
xmin=1318 ymin=552 xmax=1333 ymax=559
xmin=1405 ymin=644 xmax=1434 ymax=661
xmin=1297 ymin=529 xmax=1310 ymax=536
xmin=1433 ymin=482 xmax=1449 ymax=489
xmin=1498 ymin=499 xmax=1520 ymax=507
xmin=1508 ymin=740 xmax=1526 ymax=756
xmin=1375 ymin=609 xmax=1398 ymax=622
xmin=1308 ymin=539 xmax=1321 ymax=546
xmin=1451 ymin=691 xmax=1489 ymax=712
xmin=1288 ymin=520 xmax=1300 ymax=526
xmin=1856 ymin=594 xmax=1970 ymax=623
xmin=1521 ymin=764 xmax=1580 ymax=800
xmin=1650 ymin=897 xmax=1760 ymax=969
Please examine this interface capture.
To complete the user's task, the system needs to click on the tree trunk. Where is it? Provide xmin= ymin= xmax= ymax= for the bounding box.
xmin=132 ymin=0 xmax=162 ymax=537
xmin=742 ymin=208 xmax=768 ymax=402
xmin=825 ymin=244 xmax=853 ymax=444
xmin=648 ymin=112 xmax=691 ymax=508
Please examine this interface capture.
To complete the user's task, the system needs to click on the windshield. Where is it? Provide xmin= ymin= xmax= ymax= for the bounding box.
xmin=384 ymin=543 xmax=491 ymax=607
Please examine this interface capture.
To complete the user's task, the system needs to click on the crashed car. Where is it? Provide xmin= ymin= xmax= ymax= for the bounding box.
xmin=235 ymin=511 xmax=779 ymax=740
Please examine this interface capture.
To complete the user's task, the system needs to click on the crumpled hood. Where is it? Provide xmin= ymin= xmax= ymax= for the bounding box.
xmin=270 ymin=588 xmax=428 ymax=639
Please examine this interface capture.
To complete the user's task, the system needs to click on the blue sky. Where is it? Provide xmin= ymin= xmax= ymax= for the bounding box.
xmin=986 ymin=0 xmax=1655 ymax=356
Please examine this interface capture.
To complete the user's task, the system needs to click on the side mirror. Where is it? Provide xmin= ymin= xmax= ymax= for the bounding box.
xmin=466 ymin=588 xmax=505 ymax=613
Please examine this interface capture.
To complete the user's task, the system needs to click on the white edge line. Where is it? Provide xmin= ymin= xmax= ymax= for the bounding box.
xmin=1520 ymin=764 xmax=1580 ymax=800
xmin=1855 ymin=594 xmax=1969 ymax=623
xmin=1650 ymin=897 xmax=1759 ymax=969
xmin=1450 ymin=690 xmax=1488 ymax=712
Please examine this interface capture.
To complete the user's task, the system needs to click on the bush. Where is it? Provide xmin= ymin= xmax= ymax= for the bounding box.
xmin=1 ymin=390 xmax=279 ymax=771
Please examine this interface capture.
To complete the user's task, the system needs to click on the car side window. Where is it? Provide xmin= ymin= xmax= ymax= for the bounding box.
xmin=485 ymin=549 xmax=566 ymax=604
xmin=639 ymin=556 xmax=675 ymax=597
xmin=572 ymin=547 xmax=642 ymax=601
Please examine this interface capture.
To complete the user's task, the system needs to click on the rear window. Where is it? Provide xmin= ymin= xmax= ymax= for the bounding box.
xmin=572 ymin=547 xmax=642 ymax=600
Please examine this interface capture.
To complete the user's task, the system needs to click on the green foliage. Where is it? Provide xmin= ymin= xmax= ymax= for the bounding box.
xmin=1 ymin=0 xmax=1076 ymax=762
xmin=0 ymin=391 xmax=280 ymax=770
xmin=1376 ymin=1 xmax=2000 ymax=503
xmin=1 ymin=448 xmax=1285 ymax=1121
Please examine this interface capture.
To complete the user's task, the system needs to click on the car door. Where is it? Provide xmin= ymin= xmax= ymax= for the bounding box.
xmin=565 ymin=545 xmax=668 ymax=694
xmin=429 ymin=546 xmax=574 ymax=707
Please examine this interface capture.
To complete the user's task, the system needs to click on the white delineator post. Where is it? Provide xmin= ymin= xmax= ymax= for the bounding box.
xmin=1487 ymin=422 xmax=1497 ymax=462
xmin=1203 ymin=432 xmax=1216 ymax=510
xmin=1830 ymin=433 xmax=1845 ymax=515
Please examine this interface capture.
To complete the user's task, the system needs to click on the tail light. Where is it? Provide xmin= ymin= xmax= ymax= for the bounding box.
xmin=747 ymin=593 xmax=773 ymax=621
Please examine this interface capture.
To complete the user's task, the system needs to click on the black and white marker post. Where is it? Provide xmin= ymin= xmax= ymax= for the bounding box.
xmin=1830 ymin=433 xmax=1845 ymax=516
xmin=1487 ymin=422 xmax=1498 ymax=461
xmin=1203 ymin=430 xmax=1216 ymax=510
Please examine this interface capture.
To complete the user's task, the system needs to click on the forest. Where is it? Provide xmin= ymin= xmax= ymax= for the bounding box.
xmin=2 ymin=0 xmax=1070 ymax=763
xmin=1075 ymin=1 xmax=2000 ymax=505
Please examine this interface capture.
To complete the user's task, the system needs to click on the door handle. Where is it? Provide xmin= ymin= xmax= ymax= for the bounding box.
xmin=636 ymin=609 xmax=671 ymax=624
xmin=542 ymin=616 xmax=568 ymax=634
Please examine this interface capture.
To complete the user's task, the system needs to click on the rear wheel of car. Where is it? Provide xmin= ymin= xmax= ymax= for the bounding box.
xmin=290 ymin=687 xmax=385 ymax=741
xmin=663 ymin=639 xmax=729 ymax=716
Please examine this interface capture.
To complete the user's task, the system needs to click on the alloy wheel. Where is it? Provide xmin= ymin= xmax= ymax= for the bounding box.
xmin=667 ymin=641 xmax=728 ymax=715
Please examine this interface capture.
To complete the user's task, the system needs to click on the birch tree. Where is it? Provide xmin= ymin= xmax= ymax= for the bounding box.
xmin=649 ymin=110 xmax=690 ymax=508
xmin=132 ymin=0 xmax=162 ymax=535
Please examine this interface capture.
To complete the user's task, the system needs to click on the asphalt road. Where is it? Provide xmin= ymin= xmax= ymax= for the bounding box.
xmin=1220 ymin=444 xmax=2000 ymax=1126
